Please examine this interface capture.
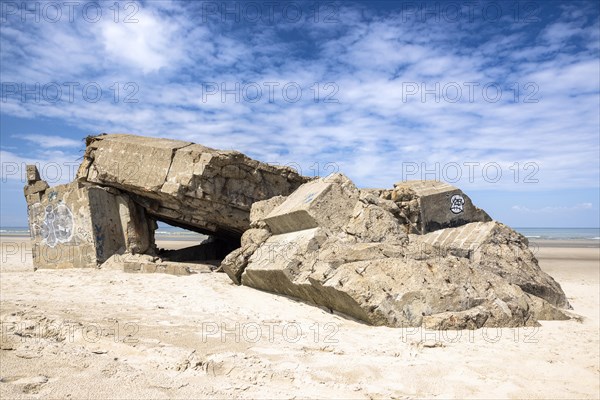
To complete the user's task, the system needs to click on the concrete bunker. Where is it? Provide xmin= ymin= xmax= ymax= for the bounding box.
xmin=23 ymin=133 xmax=573 ymax=329
xmin=25 ymin=134 xmax=308 ymax=271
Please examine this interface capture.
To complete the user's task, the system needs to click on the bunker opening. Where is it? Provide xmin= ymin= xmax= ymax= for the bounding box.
xmin=153 ymin=220 xmax=240 ymax=268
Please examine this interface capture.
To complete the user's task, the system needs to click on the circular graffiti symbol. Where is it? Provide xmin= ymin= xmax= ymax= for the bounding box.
xmin=450 ymin=194 xmax=465 ymax=214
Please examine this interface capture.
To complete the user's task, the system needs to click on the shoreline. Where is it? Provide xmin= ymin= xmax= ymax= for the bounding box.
xmin=529 ymin=239 xmax=600 ymax=248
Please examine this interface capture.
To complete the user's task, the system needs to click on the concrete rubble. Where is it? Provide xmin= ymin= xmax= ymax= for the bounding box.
xmin=101 ymin=253 xmax=213 ymax=276
xmin=225 ymin=174 xmax=572 ymax=329
xmin=24 ymin=134 xmax=574 ymax=329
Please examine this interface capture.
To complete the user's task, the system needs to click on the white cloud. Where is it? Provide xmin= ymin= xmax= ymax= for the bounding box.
xmin=98 ymin=5 xmax=185 ymax=74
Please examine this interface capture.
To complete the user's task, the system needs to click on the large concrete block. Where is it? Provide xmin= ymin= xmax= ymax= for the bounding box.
xmin=25 ymin=166 xmax=154 ymax=269
xmin=392 ymin=180 xmax=491 ymax=234
xmin=77 ymin=134 xmax=308 ymax=238
xmin=81 ymin=134 xmax=191 ymax=193
xmin=239 ymin=225 xmax=568 ymax=329
xmin=263 ymin=174 xmax=359 ymax=234
xmin=409 ymin=221 xmax=569 ymax=308
xmin=241 ymin=228 xmax=328 ymax=297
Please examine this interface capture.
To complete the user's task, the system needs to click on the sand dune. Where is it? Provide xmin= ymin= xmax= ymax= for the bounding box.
xmin=1 ymin=237 xmax=598 ymax=399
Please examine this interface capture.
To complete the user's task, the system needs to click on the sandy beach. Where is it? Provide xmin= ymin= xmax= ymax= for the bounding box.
xmin=1 ymin=236 xmax=598 ymax=399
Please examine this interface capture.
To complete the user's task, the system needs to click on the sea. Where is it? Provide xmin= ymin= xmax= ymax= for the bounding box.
xmin=1 ymin=226 xmax=598 ymax=241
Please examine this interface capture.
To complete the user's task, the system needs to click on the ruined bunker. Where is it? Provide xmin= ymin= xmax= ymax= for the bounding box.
xmin=24 ymin=133 xmax=574 ymax=329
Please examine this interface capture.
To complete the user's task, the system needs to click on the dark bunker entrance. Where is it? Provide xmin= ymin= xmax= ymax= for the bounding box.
xmin=153 ymin=220 xmax=240 ymax=269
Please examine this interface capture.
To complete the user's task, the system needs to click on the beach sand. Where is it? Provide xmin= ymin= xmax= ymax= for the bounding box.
xmin=1 ymin=237 xmax=598 ymax=399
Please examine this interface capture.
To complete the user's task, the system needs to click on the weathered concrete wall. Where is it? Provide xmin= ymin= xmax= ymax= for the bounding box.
xmin=24 ymin=166 xmax=154 ymax=269
xmin=76 ymin=134 xmax=309 ymax=239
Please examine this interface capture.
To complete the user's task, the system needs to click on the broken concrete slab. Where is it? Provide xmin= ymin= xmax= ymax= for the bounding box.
xmin=242 ymin=228 xmax=329 ymax=295
xmin=249 ymin=195 xmax=286 ymax=229
xmin=392 ymin=180 xmax=491 ymax=234
xmin=100 ymin=254 xmax=212 ymax=276
xmin=407 ymin=220 xmax=497 ymax=259
xmin=220 ymin=228 xmax=272 ymax=284
xmin=328 ymin=256 xmax=536 ymax=328
xmin=263 ymin=174 xmax=359 ymax=234
xmin=215 ymin=195 xmax=283 ymax=284
xmin=409 ymin=222 xmax=570 ymax=308
xmin=77 ymin=134 xmax=309 ymax=239
xmin=239 ymin=228 xmax=560 ymax=328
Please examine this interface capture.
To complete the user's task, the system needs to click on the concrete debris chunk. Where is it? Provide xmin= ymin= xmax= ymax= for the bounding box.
xmin=392 ymin=180 xmax=491 ymax=234
xmin=100 ymin=254 xmax=212 ymax=275
xmin=26 ymin=164 xmax=41 ymax=183
xmin=263 ymin=173 xmax=359 ymax=234
xmin=410 ymin=222 xmax=570 ymax=308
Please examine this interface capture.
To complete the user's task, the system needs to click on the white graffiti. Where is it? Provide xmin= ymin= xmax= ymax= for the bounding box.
xmin=450 ymin=194 xmax=465 ymax=214
xmin=31 ymin=202 xmax=74 ymax=247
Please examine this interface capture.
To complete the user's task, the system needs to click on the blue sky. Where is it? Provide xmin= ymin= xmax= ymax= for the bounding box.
xmin=1 ymin=0 xmax=599 ymax=228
